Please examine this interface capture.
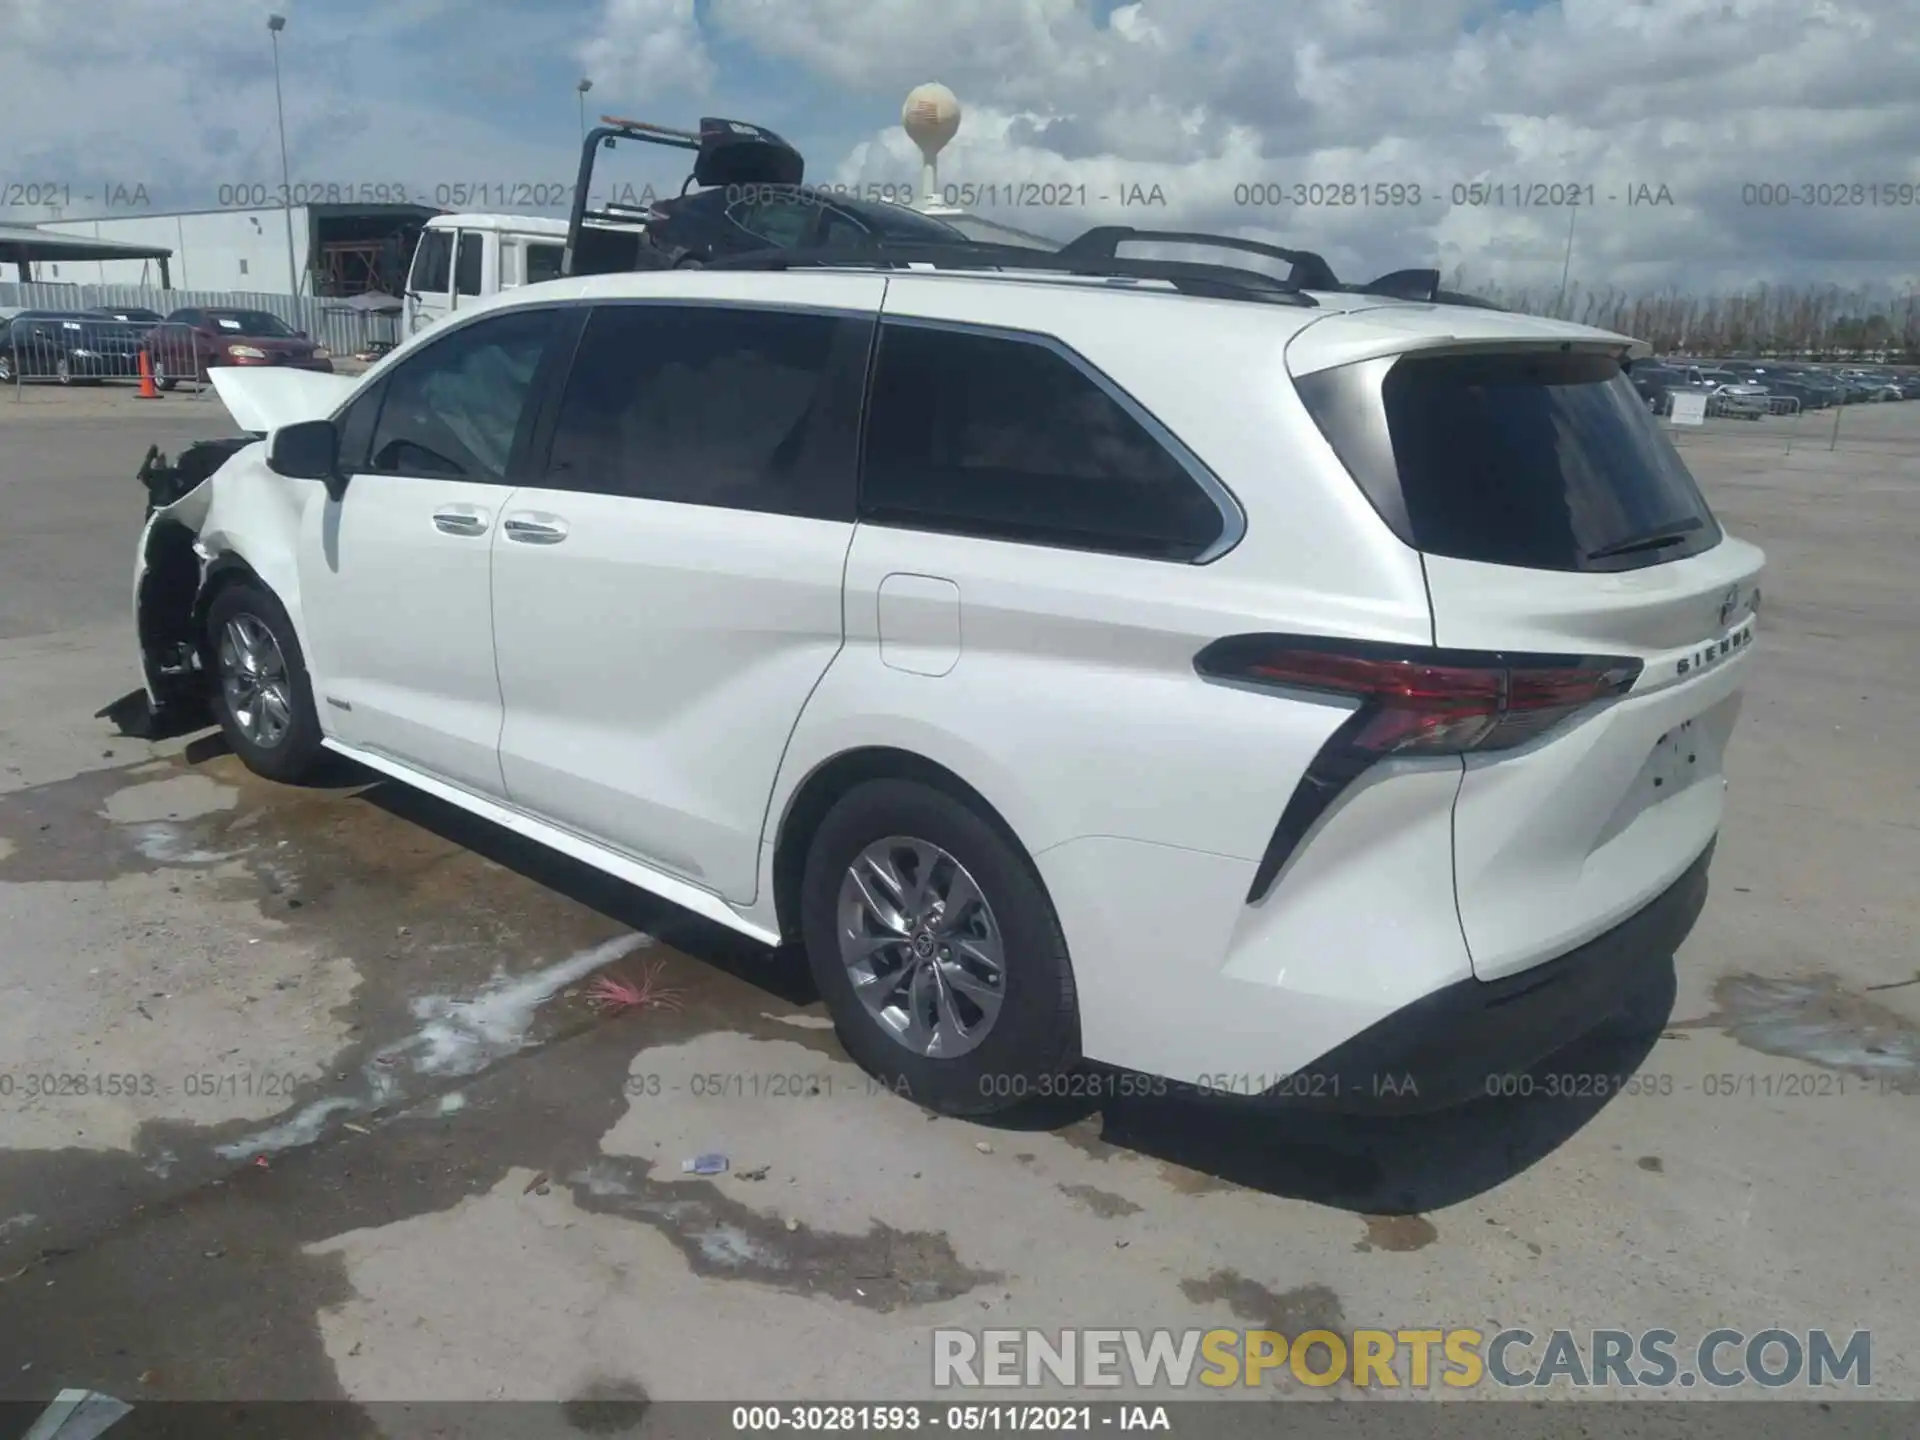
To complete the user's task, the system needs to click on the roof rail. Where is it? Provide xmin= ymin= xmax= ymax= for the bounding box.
xmin=1057 ymin=226 xmax=1342 ymax=291
xmin=1051 ymin=227 xmax=1506 ymax=310
xmin=703 ymin=241 xmax=1321 ymax=306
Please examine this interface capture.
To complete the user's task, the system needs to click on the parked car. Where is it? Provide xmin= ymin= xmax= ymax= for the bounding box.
xmin=87 ymin=305 xmax=165 ymax=325
xmin=1684 ymin=367 xmax=1771 ymax=419
xmin=639 ymin=184 xmax=974 ymax=268
xmin=1837 ymin=369 xmax=1906 ymax=401
xmin=126 ymin=233 xmax=1763 ymax=1118
xmin=1720 ymin=363 xmax=1825 ymax=411
xmin=0 ymin=308 xmax=148 ymax=383
xmin=1628 ymin=361 xmax=1685 ymax=414
xmin=1767 ymin=368 xmax=1843 ymax=409
xmin=141 ymin=307 xmax=333 ymax=390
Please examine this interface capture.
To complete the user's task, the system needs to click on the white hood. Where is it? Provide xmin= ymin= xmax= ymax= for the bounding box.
xmin=211 ymin=367 xmax=358 ymax=435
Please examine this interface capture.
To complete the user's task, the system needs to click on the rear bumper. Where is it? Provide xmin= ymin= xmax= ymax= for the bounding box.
xmin=1266 ymin=838 xmax=1714 ymax=1113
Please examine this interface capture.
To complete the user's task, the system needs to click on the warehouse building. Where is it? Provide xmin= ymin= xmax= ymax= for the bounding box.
xmin=35 ymin=202 xmax=440 ymax=298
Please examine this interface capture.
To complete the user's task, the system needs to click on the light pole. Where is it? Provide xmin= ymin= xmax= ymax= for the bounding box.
xmin=576 ymin=78 xmax=593 ymax=141
xmin=1553 ymin=202 xmax=1577 ymax=319
xmin=267 ymin=14 xmax=300 ymax=298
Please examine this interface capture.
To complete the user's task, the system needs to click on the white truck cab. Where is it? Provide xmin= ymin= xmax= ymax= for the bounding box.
xmin=402 ymin=214 xmax=569 ymax=338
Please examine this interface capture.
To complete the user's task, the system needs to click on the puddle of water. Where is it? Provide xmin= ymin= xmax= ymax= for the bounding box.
xmin=1179 ymin=1270 xmax=1345 ymax=1337
xmin=696 ymin=1223 xmax=790 ymax=1269
xmin=1678 ymin=973 xmax=1920 ymax=1092
xmin=1057 ymin=1182 xmax=1142 ymax=1219
xmin=101 ymin=773 xmax=239 ymax=825
xmin=1356 ymin=1214 xmax=1438 ymax=1252
xmin=566 ymin=1156 xmax=998 ymax=1312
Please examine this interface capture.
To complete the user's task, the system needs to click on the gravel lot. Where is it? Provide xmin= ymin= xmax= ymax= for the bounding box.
xmin=0 ymin=390 xmax=1915 ymax=1433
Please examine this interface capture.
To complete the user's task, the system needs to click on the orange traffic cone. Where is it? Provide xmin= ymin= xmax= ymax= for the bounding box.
xmin=136 ymin=348 xmax=161 ymax=399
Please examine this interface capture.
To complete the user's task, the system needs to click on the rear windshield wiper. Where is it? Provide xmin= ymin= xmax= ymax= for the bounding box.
xmin=1584 ymin=517 xmax=1704 ymax=562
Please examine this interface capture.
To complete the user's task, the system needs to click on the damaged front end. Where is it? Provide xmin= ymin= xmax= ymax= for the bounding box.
xmin=98 ymin=434 xmax=262 ymax=739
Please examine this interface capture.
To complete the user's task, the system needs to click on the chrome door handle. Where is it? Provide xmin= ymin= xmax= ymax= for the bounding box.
xmin=503 ymin=513 xmax=568 ymax=544
xmin=432 ymin=507 xmax=488 ymax=536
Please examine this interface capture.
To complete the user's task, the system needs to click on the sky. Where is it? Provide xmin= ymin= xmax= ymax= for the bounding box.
xmin=2 ymin=0 xmax=1916 ymax=294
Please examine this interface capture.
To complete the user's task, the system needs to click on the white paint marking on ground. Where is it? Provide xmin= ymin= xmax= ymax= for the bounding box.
xmin=397 ymin=933 xmax=653 ymax=1079
xmin=215 ymin=1097 xmax=362 ymax=1160
xmin=126 ymin=822 xmax=234 ymax=866
xmin=763 ymin=1012 xmax=833 ymax=1030
xmin=211 ymin=934 xmax=650 ymax=1161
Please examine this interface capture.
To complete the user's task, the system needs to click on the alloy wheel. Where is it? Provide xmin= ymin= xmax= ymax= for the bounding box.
xmin=836 ymin=836 xmax=1007 ymax=1058
xmin=216 ymin=613 xmax=294 ymax=749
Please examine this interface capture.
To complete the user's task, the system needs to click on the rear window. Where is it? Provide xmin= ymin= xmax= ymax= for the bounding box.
xmin=1298 ymin=349 xmax=1721 ymax=573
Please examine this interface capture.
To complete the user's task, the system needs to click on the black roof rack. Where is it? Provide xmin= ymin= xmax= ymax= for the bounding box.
xmin=1054 ymin=228 xmax=1507 ymax=309
xmin=1057 ymin=226 xmax=1342 ymax=291
xmin=704 ymin=240 xmax=1320 ymax=306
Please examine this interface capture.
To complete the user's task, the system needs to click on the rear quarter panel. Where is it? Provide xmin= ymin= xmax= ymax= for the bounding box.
xmin=751 ymin=280 xmax=1460 ymax=1079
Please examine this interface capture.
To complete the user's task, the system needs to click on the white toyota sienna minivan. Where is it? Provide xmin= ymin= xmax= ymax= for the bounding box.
xmin=123 ymin=229 xmax=1764 ymax=1118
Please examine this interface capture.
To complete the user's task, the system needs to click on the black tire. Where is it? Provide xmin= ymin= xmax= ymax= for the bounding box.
xmin=204 ymin=579 xmax=325 ymax=783
xmin=800 ymin=778 xmax=1079 ymax=1117
xmin=0 ymin=354 xmax=13 ymax=384
xmin=55 ymin=357 xmax=72 ymax=386
xmin=154 ymin=355 xmax=178 ymax=392
xmin=674 ymin=255 xmax=706 ymax=269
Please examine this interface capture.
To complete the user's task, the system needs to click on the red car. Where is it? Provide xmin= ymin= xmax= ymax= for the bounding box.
xmin=141 ymin=306 xmax=333 ymax=390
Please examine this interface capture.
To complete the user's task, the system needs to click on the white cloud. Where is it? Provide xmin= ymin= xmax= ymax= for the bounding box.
xmin=579 ymin=0 xmax=715 ymax=101
xmin=3 ymin=0 xmax=1915 ymax=293
xmin=719 ymin=0 xmax=1920 ymax=289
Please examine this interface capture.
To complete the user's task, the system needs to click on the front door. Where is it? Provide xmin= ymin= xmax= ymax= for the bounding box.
xmin=489 ymin=288 xmax=880 ymax=903
xmin=297 ymin=305 xmax=565 ymax=797
xmin=404 ymin=228 xmax=455 ymax=335
xmin=451 ymin=229 xmax=487 ymax=314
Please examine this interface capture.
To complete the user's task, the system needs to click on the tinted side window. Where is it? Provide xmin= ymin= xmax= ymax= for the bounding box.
xmin=734 ymin=199 xmax=815 ymax=247
xmin=860 ymin=323 xmax=1226 ymax=560
xmin=819 ymin=210 xmax=871 ymax=249
xmin=455 ymin=232 xmax=484 ymax=296
xmin=367 ymin=308 xmax=560 ymax=483
xmin=411 ymin=230 xmax=453 ymax=293
xmin=335 ymin=377 xmax=386 ymax=472
xmin=526 ymin=243 xmax=564 ymax=284
xmin=543 ymin=303 xmax=869 ymax=521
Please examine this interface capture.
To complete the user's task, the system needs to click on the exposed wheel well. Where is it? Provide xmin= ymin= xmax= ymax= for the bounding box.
xmin=770 ymin=747 xmax=1033 ymax=944
xmin=193 ymin=555 xmax=267 ymax=638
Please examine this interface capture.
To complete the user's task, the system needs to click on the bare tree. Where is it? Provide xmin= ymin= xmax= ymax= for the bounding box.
xmin=1447 ymin=271 xmax=1918 ymax=360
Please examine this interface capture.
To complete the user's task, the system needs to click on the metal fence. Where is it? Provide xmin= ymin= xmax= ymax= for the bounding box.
xmin=0 ymin=312 xmax=161 ymax=388
xmin=0 ymin=280 xmax=397 ymax=392
xmin=1661 ymin=389 xmax=1920 ymax=458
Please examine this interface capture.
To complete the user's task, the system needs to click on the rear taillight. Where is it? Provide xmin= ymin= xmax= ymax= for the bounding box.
xmin=1200 ymin=636 xmax=1642 ymax=904
xmin=1195 ymin=636 xmax=1641 ymax=756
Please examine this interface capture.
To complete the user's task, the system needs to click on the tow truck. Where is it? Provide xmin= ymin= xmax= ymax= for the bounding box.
xmin=561 ymin=113 xmax=806 ymax=277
